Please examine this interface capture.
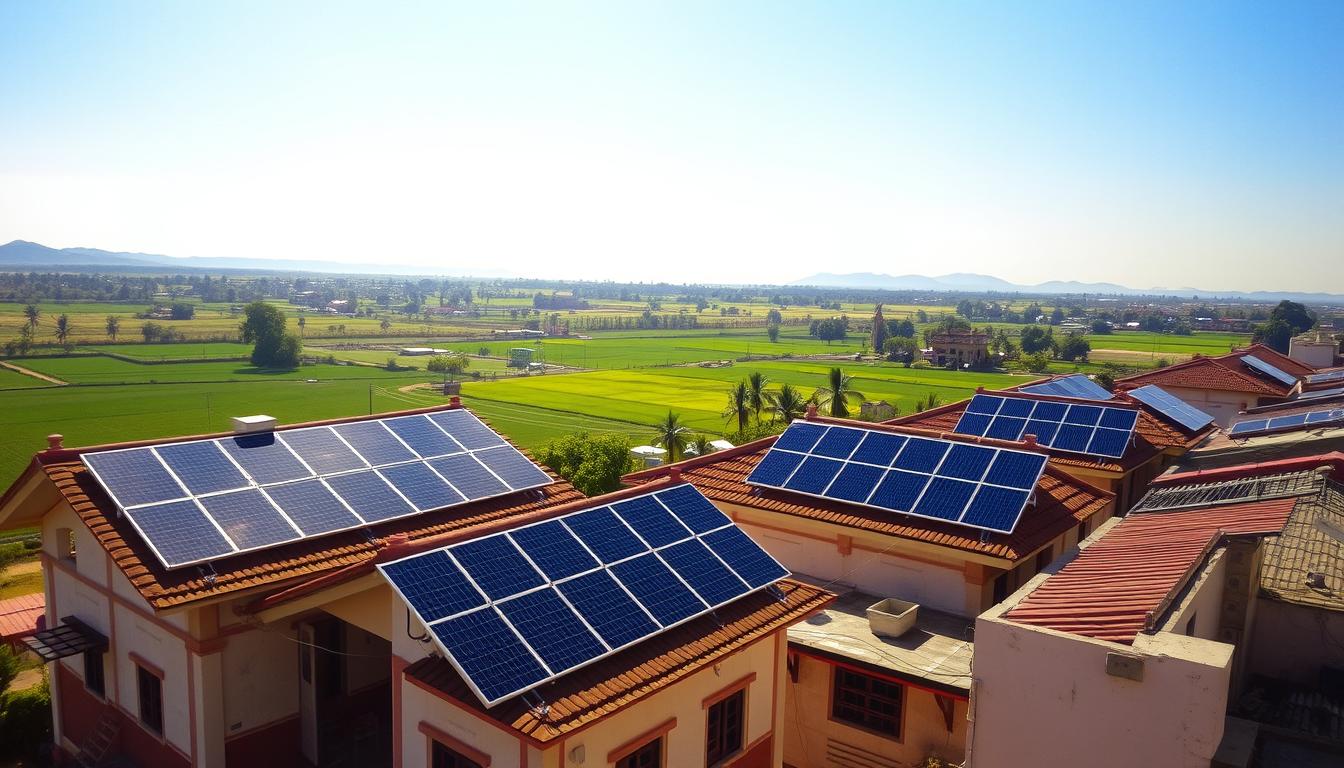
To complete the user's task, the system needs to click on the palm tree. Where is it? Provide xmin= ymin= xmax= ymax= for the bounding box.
xmin=767 ymin=383 xmax=809 ymax=423
xmin=723 ymin=381 xmax=750 ymax=435
xmin=746 ymin=372 xmax=769 ymax=422
xmin=813 ymin=367 xmax=865 ymax=418
xmin=688 ymin=434 xmax=715 ymax=458
xmin=297 ymin=316 xmax=306 ymax=337
xmin=105 ymin=315 xmax=120 ymax=341
xmin=652 ymin=411 xmax=691 ymax=465
xmin=55 ymin=314 xmax=71 ymax=345
xmin=23 ymin=304 xmax=39 ymax=332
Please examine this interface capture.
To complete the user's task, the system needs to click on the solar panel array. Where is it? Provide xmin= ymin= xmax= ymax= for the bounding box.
xmin=1297 ymin=386 xmax=1344 ymax=402
xmin=745 ymin=422 xmax=1049 ymax=535
xmin=1019 ymin=374 xmax=1114 ymax=401
xmin=1228 ymin=408 xmax=1344 ymax=438
xmin=1305 ymin=369 xmax=1344 ymax=385
xmin=82 ymin=410 xmax=553 ymax=569
xmin=377 ymin=484 xmax=788 ymax=706
xmin=1125 ymin=384 xmax=1214 ymax=432
xmin=952 ymin=394 xmax=1140 ymax=459
xmin=1242 ymin=355 xmax=1298 ymax=387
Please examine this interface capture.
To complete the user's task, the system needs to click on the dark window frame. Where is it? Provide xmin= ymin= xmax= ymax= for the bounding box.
xmin=616 ymin=736 xmax=662 ymax=768
xmin=430 ymin=740 xmax=483 ymax=768
xmin=136 ymin=664 xmax=163 ymax=735
xmin=830 ymin=666 xmax=905 ymax=741
xmin=705 ymin=688 xmax=745 ymax=767
xmin=83 ymin=648 xmax=105 ymax=698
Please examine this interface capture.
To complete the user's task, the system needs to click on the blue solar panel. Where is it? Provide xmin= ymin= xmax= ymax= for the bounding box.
xmin=198 ymin=489 xmax=298 ymax=549
xmin=1229 ymin=419 xmax=1269 ymax=436
xmin=812 ymin=427 xmax=865 ymax=459
xmin=1242 ymin=355 xmax=1298 ymax=387
xmin=383 ymin=414 xmax=463 ymax=458
xmin=322 ymin=470 xmax=415 ymax=523
xmin=744 ymin=449 xmax=805 ymax=486
xmin=1306 ymin=370 xmax=1344 ymax=385
xmin=427 ymin=453 xmax=510 ymax=499
xmin=427 ymin=409 xmax=508 ymax=450
xmin=746 ymin=422 xmax=1049 ymax=535
xmin=332 ymin=421 xmax=417 ymax=465
xmin=221 ymin=433 xmax=312 ymax=484
xmin=496 ymin=589 xmax=606 ymax=671
xmin=155 ymin=441 xmax=247 ymax=495
xmin=378 ymin=484 xmax=788 ymax=707
xmin=264 ymin=479 xmax=364 ymax=535
xmin=431 ymin=609 xmax=549 ymax=704
xmin=381 ymin=551 xmax=485 ymax=622
xmin=474 ymin=445 xmax=554 ymax=490
xmin=277 ymin=428 xmax=366 ymax=474
xmin=1125 ymin=385 xmax=1215 ymax=432
xmin=81 ymin=408 xmax=553 ymax=570
xmin=773 ymin=421 xmax=827 ymax=453
xmin=701 ymin=526 xmax=791 ymax=589
xmin=450 ymin=535 xmax=544 ymax=601
xmin=1297 ymin=386 xmax=1344 ymax=401
xmin=1230 ymin=408 xmax=1344 ymax=437
xmin=850 ymin=432 xmax=907 ymax=466
xmin=83 ymin=449 xmax=186 ymax=508
xmin=659 ymin=539 xmax=748 ymax=605
xmin=507 ymin=521 xmax=598 ymax=581
xmin=1020 ymin=374 xmax=1114 ymax=400
xmin=954 ymin=394 xmax=1137 ymax=459
xmin=555 ymin=570 xmax=659 ymax=647
xmin=123 ymin=500 xmax=234 ymax=567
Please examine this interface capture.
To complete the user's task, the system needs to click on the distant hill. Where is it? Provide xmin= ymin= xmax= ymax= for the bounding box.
xmin=0 ymin=240 xmax=515 ymax=278
xmin=791 ymin=270 xmax=1344 ymax=302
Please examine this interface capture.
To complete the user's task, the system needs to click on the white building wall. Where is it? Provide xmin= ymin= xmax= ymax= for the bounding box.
xmin=113 ymin=602 xmax=194 ymax=753
xmin=220 ymin=623 xmax=300 ymax=735
xmin=1162 ymin=386 xmax=1255 ymax=428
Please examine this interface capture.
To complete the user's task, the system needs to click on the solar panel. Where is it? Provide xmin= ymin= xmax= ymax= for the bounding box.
xmin=80 ymin=409 xmax=553 ymax=569
xmin=1019 ymin=374 xmax=1114 ymax=400
xmin=746 ymin=422 xmax=1049 ymax=535
xmin=1242 ymin=355 xmax=1298 ymax=387
xmin=1297 ymin=386 xmax=1344 ymax=401
xmin=377 ymin=483 xmax=788 ymax=707
xmin=1125 ymin=384 xmax=1215 ymax=432
xmin=1229 ymin=408 xmax=1344 ymax=437
xmin=952 ymin=394 xmax=1138 ymax=459
xmin=1305 ymin=369 xmax=1344 ymax=385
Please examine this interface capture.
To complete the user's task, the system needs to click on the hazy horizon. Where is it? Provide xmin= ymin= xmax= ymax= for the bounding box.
xmin=2 ymin=2 xmax=1341 ymax=291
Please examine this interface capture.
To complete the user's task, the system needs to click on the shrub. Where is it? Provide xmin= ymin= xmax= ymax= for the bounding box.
xmin=0 ymin=676 xmax=53 ymax=759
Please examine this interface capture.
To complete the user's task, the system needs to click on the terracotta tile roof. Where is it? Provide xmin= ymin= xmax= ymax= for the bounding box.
xmin=1005 ymin=498 xmax=1297 ymax=643
xmin=1116 ymin=344 xmax=1309 ymax=397
xmin=0 ymin=592 xmax=45 ymax=640
xmin=887 ymin=390 xmax=1210 ymax=474
xmin=32 ymin=406 xmax=585 ymax=612
xmin=403 ymin=578 xmax=832 ymax=744
xmin=623 ymin=423 xmax=1113 ymax=563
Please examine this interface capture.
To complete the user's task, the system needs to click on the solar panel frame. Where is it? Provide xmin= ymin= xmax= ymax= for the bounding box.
xmin=1229 ymin=408 xmax=1344 ymax=437
xmin=1305 ymin=370 xmax=1344 ymax=385
xmin=1242 ymin=355 xmax=1298 ymax=387
xmin=952 ymin=394 xmax=1138 ymax=459
xmin=1125 ymin=384 xmax=1215 ymax=432
xmin=377 ymin=484 xmax=789 ymax=708
xmin=746 ymin=422 xmax=1050 ymax=535
xmin=1019 ymin=374 xmax=1114 ymax=400
xmin=79 ymin=409 xmax=555 ymax=570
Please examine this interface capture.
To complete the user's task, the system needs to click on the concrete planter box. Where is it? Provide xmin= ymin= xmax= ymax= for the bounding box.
xmin=866 ymin=598 xmax=919 ymax=638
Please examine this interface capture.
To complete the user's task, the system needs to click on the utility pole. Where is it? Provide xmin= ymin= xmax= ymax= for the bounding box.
xmin=368 ymin=384 xmax=373 ymax=415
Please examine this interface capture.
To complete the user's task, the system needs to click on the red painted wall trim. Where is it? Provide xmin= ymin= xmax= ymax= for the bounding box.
xmin=129 ymin=652 xmax=164 ymax=680
xmin=703 ymin=671 xmax=757 ymax=709
xmin=790 ymin=646 xmax=969 ymax=701
xmin=392 ymin=655 xmax=407 ymax=768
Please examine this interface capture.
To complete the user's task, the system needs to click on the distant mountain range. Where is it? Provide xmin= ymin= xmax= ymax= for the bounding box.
xmin=0 ymin=240 xmax=515 ymax=278
xmin=792 ymin=271 xmax=1344 ymax=302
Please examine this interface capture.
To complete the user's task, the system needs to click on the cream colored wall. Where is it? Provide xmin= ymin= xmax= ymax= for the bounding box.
xmin=782 ymin=655 xmax=965 ymax=767
xmin=220 ymin=621 xmax=300 ymax=735
xmin=1288 ymin=339 xmax=1336 ymax=368
xmin=324 ymin=582 xmax=395 ymax=640
xmin=345 ymin=623 xmax=390 ymax=693
xmin=401 ymin=681 xmax=531 ymax=768
xmin=1246 ymin=599 xmax=1344 ymax=685
xmin=113 ymin=601 xmax=194 ymax=753
xmin=969 ymin=610 xmax=1233 ymax=768
xmin=1161 ymin=550 xmax=1227 ymax=640
xmin=1164 ymin=386 xmax=1253 ymax=428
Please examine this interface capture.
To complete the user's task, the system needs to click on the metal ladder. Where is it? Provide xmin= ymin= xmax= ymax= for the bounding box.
xmin=75 ymin=710 xmax=120 ymax=768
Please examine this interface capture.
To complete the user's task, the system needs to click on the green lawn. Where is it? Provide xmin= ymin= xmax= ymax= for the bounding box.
xmin=76 ymin=342 xmax=253 ymax=360
xmin=13 ymin=356 xmax=431 ymax=385
xmin=1084 ymin=330 xmax=1246 ymax=356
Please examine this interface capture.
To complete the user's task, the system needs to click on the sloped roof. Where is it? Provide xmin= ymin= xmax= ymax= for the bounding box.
xmin=1115 ymin=344 xmax=1309 ymax=397
xmin=1005 ymin=497 xmax=1297 ymax=643
xmin=623 ymin=420 xmax=1113 ymax=563
xmin=888 ymin=389 xmax=1210 ymax=474
xmin=0 ymin=593 xmax=44 ymax=640
xmin=27 ymin=405 xmax=585 ymax=611
xmin=1259 ymin=480 xmax=1344 ymax=612
xmin=404 ymin=578 xmax=832 ymax=744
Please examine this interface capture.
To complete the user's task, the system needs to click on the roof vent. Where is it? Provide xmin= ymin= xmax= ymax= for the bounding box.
xmin=231 ymin=415 xmax=277 ymax=434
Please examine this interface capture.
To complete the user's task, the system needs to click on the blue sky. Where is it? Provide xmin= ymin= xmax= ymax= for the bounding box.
xmin=1 ymin=1 xmax=1340 ymax=290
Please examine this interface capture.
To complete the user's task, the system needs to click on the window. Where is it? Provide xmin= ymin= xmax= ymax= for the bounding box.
xmin=832 ymin=668 xmax=903 ymax=739
xmin=83 ymin=649 xmax=105 ymax=697
xmin=1185 ymin=613 xmax=1198 ymax=636
xmin=1076 ymin=518 xmax=1089 ymax=543
xmin=616 ymin=738 xmax=662 ymax=768
xmin=137 ymin=664 xmax=163 ymax=735
xmin=430 ymin=741 xmax=482 ymax=768
xmin=1035 ymin=545 xmax=1054 ymax=574
xmin=56 ymin=527 xmax=76 ymax=562
xmin=705 ymin=689 xmax=744 ymax=766
xmin=991 ymin=572 xmax=1009 ymax=604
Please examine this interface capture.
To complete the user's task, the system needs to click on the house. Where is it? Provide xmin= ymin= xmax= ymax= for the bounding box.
xmin=1114 ymin=344 xmax=1317 ymax=427
xmin=889 ymin=375 xmax=1217 ymax=512
xmin=969 ymin=456 xmax=1344 ymax=767
xmin=1288 ymin=328 xmax=1340 ymax=369
xmin=624 ymin=412 xmax=1115 ymax=767
xmin=1175 ymin=391 xmax=1344 ymax=472
xmin=925 ymin=332 xmax=990 ymax=367
xmin=0 ymin=403 xmax=825 ymax=768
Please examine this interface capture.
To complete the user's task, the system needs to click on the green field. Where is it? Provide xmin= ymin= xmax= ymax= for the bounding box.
xmin=76 ymin=342 xmax=253 ymax=360
xmin=13 ymin=356 xmax=433 ymax=385
xmin=0 ymin=365 xmax=52 ymax=390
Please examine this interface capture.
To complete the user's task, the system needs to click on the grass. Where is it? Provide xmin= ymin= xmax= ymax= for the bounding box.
xmin=0 ymin=365 xmax=52 ymax=390
xmin=0 ymin=559 xmax=42 ymax=600
xmin=75 ymin=341 xmax=253 ymax=359
xmin=12 ymin=357 xmax=432 ymax=385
